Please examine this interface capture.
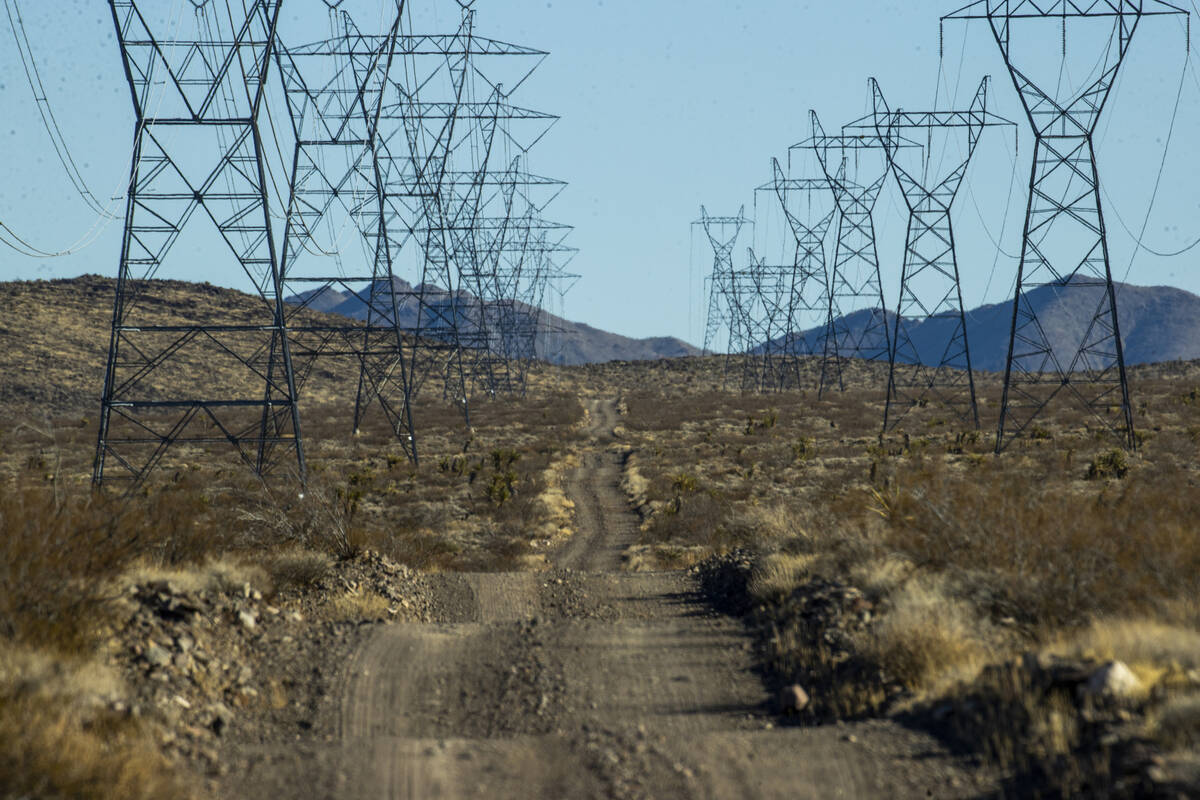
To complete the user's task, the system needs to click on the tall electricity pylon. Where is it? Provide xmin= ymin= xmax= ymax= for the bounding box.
xmin=275 ymin=4 xmax=419 ymax=461
xmin=768 ymin=158 xmax=836 ymax=364
xmin=943 ymin=0 xmax=1188 ymax=451
xmin=724 ymin=249 xmax=803 ymax=393
xmin=796 ymin=115 xmax=901 ymax=399
xmin=95 ymin=0 xmax=303 ymax=486
xmin=865 ymin=76 xmax=1015 ymax=433
xmin=372 ymin=4 xmax=556 ymax=410
xmin=697 ymin=206 xmax=751 ymax=359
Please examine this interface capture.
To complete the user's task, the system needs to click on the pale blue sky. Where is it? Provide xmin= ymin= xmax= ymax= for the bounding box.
xmin=1 ymin=0 xmax=1198 ymax=344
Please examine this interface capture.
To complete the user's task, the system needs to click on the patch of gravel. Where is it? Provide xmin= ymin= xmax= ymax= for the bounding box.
xmin=110 ymin=550 xmax=433 ymax=794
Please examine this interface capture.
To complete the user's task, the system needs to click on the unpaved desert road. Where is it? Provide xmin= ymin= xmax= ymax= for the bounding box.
xmin=232 ymin=399 xmax=993 ymax=799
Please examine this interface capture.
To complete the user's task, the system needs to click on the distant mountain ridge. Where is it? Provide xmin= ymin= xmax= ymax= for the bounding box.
xmin=760 ymin=281 xmax=1200 ymax=370
xmin=288 ymin=279 xmax=1200 ymax=369
xmin=285 ymin=278 xmax=702 ymax=366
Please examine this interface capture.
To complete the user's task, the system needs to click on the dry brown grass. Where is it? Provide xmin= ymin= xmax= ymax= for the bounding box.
xmin=262 ymin=548 xmax=334 ymax=593
xmin=613 ymin=357 xmax=1200 ymax=790
xmin=855 ymin=577 xmax=997 ymax=694
xmin=1 ymin=485 xmax=140 ymax=651
xmin=0 ymin=647 xmax=195 ymax=800
xmin=328 ymin=588 xmax=393 ymax=623
xmin=864 ymin=459 xmax=1200 ymax=630
xmin=747 ymin=552 xmax=816 ymax=603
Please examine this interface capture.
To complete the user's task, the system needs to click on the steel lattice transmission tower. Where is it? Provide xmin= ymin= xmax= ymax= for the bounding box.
xmin=943 ymin=0 xmax=1189 ymax=451
xmin=724 ymin=160 xmax=835 ymax=394
xmin=275 ymin=4 xmax=420 ymax=461
xmin=766 ymin=158 xmax=836 ymax=363
xmin=697 ymin=206 xmax=750 ymax=358
xmin=373 ymin=5 xmax=556 ymax=407
xmin=863 ymin=76 xmax=1015 ymax=432
xmin=723 ymin=249 xmax=803 ymax=393
xmin=795 ymin=115 xmax=900 ymax=399
xmin=95 ymin=0 xmax=303 ymax=485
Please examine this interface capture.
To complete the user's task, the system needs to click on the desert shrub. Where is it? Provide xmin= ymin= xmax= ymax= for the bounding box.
xmin=0 ymin=687 xmax=194 ymax=800
xmin=0 ymin=487 xmax=123 ymax=651
xmin=748 ymin=552 xmax=815 ymax=602
xmin=856 ymin=577 xmax=995 ymax=692
xmin=642 ymin=490 xmax=735 ymax=550
xmin=264 ymin=549 xmax=333 ymax=593
xmin=328 ymin=588 xmax=392 ymax=623
xmin=1029 ymin=424 xmax=1053 ymax=441
xmin=1085 ymin=448 xmax=1129 ymax=480
xmin=865 ymin=461 xmax=1200 ymax=629
xmin=485 ymin=449 xmax=521 ymax=506
xmin=346 ymin=518 xmax=461 ymax=571
xmin=671 ymin=471 xmax=699 ymax=495
xmin=791 ymin=437 xmax=817 ymax=462
xmin=744 ymin=409 xmax=778 ymax=435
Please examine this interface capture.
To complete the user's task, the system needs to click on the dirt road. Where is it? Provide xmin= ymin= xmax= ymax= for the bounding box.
xmin=231 ymin=399 xmax=992 ymax=799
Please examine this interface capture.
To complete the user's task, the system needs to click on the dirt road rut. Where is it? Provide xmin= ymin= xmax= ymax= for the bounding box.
xmin=233 ymin=399 xmax=991 ymax=799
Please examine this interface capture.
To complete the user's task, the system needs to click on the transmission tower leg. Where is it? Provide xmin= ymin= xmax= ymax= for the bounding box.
xmin=884 ymin=208 xmax=978 ymax=433
xmin=94 ymin=129 xmax=305 ymax=485
xmin=996 ymin=135 xmax=1134 ymax=451
xmin=702 ymin=276 xmax=724 ymax=357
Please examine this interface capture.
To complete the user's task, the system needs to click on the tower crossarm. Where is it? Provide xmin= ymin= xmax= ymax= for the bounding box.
xmin=942 ymin=0 xmax=1188 ymax=136
xmin=866 ymin=77 xmax=1016 ymax=210
xmin=942 ymin=0 xmax=1187 ymax=23
xmin=286 ymin=33 xmax=547 ymax=58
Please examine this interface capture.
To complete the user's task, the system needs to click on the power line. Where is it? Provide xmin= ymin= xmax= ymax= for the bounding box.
xmin=4 ymin=0 xmax=120 ymax=220
xmin=1103 ymin=19 xmax=1200 ymax=260
xmin=1116 ymin=42 xmax=1190 ymax=281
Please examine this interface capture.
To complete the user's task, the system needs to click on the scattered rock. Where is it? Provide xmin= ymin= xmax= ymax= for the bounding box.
xmin=778 ymin=684 xmax=810 ymax=714
xmin=237 ymin=610 xmax=258 ymax=630
xmin=144 ymin=643 xmax=171 ymax=668
xmin=1086 ymin=661 xmax=1143 ymax=699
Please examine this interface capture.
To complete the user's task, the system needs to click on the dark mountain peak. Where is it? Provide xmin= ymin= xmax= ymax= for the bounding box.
xmin=763 ymin=281 xmax=1200 ymax=370
xmin=283 ymin=283 xmax=701 ymax=365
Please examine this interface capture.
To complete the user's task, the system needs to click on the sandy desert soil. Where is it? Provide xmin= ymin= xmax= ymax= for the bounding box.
xmin=214 ymin=398 xmax=996 ymax=800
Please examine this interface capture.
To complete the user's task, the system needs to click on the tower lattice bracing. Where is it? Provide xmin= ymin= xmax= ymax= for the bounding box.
xmin=797 ymin=115 xmax=898 ymax=399
xmin=864 ymin=76 xmax=1015 ymax=433
xmin=95 ymin=0 xmax=303 ymax=485
xmin=943 ymin=0 xmax=1188 ymax=451
xmin=724 ymin=160 xmax=836 ymax=393
xmin=722 ymin=250 xmax=799 ymax=393
xmin=371 ymin=4 xmax=561 ymax=406
xmin=767 ymin=158 xmax=836 ymax=364
xmin=697 ymin=207 xmax=750 ymax=359
xmin=275 ymin=4 xmax=419 ymax=461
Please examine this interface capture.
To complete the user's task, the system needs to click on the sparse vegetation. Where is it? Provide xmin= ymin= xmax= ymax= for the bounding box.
xmin=0 ymin=281 xmax=587 ymax=796
xmin=3 ymin=277 xmax=1200 ymax=795
xmin=619 ymin=355 xmax=1200 ymax=794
